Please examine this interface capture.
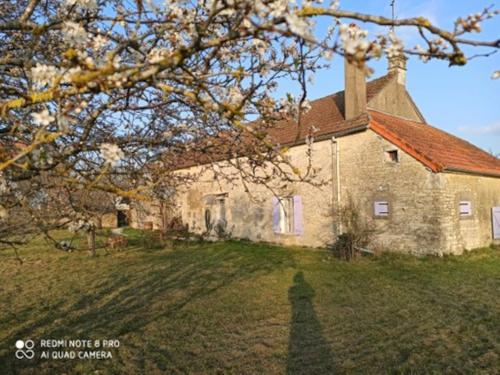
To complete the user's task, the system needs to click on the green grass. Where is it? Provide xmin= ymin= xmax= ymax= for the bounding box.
xmin=0 ymin=231 xmax=499 ymax=374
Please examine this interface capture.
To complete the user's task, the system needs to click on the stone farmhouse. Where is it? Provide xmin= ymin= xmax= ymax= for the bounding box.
xmin=124 ymin=55 xmax=500 ymax=255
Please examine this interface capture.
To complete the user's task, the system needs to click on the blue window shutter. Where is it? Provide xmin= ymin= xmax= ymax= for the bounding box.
xmin=493 ymin=207 xmax=500 ymax=239
xmin=272 ymin=197 xmax=280 ymax=233
xmin=459 ymin=201 xmax=472 ymax=216
xmin=374 ymin=201 xmax=389 ymax=216
xmin=293 ymin=195 xmax=303 ymax=235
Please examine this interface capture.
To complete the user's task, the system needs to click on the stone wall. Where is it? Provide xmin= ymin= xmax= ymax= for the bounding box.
xmin=439 ymin=173 xmax=500 ymax=253
xmin=336 ymin=129 xmax=446 ymax=255
xmin=173 ymin=129 xmax=444 ymax=252
xmin=101 ymin=213 xmax=117 ymax=228
xmin=368 ymin=79 xmax=424 ymax=122
xmin=162 ymin=129 xmax=500 ymax=255
xmin=175 ymin=139 xmax=336 ymax=247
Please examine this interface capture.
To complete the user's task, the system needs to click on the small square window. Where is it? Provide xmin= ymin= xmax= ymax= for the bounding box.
xmin=374 ymin=201 xmax=389 ymax=217
xmin=386 ymin=150 xmax=399 ymax=163
xmin=459 ymin=201 xmax=472 ymax=216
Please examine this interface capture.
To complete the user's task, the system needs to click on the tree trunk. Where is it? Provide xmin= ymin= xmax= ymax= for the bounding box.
xmin=87 ymin=227 xmax=96 ymax=257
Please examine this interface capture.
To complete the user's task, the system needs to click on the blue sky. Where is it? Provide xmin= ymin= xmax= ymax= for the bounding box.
xmin=281 ymin=0 xmax=500 ymax=153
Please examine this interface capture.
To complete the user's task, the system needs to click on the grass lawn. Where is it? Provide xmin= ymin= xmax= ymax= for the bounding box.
xmin=0 ymin=230 xmax=499 ymax=374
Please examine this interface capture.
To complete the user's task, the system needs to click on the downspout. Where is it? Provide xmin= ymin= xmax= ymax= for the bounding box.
xmin=331 ymin=136 xmax=342 ymax=236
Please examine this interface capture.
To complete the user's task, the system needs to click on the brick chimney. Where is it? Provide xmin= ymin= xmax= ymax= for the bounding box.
xmin=388 ymin=51 xmax=407 ymax=85
xmin=344 ymin=57 xmax=367 ymax=120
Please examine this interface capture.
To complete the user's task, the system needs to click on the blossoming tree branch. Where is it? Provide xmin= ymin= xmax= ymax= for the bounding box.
xmin=0 ymin=0 xmax=498 ymax=252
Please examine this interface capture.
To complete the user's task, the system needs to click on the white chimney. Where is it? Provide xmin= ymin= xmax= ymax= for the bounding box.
xmin=388 ymin=52 xmax=408 ymax=86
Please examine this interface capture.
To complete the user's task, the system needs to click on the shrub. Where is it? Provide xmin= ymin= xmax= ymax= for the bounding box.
xmin=331 ymin=197 xmax=375 ymax=261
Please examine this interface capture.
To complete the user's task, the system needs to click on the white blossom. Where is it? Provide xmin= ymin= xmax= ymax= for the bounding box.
xmin=57 ymin=115 xmax=72 ymax=133
xmin=305 ymin=134 xmax=315 ymax=147
xmin=300 ymin=100 xmax=312 ymax=114
xmin=252 ymin=39 xmax=268 ymax=57
xmin=227 ymin=87 xmax=244 ymax=106
xmin=147 ymin=47 xmax=170 ymax=64
xmin=61 ymin=67 xmax=83 ymax=84
xmin=385 ymin=30 xmax=404 ymax=60
xmin=92 ymin=35 xmax=108 ymax=50
xmin=107 ymin=72 xmax=127 ymax=87
xmin=115 ymin=197 xmax=130 ymax=210
xmin=62 ymin=21 xmax=88 ymax=45
xmin=31 ymin=109 xmax=55 ymax=126
xmin=31 ymin=64 xmax=60 ymax=89
xmin=321 ymin=49 xmax=333 ymax=60
xmin=414 ymin=44 xmax=430 ymax=62
xmin=100 ymin=143 xmax=124 ymax=166
xmin=68 ymin=219 xmax=92 ymax=233
xmin=268 ymin=0 xmax=288 ymax=18
xmin=286 ymin=14 xmax=311 ymax=38
xmin=329 ymin=0 xmax=340 ymax=10
xmin=64 ymin=0 xmax=98 ymax=10
xmin=111 ymin=55 xmax=121 ymax=69
xmin=339 ymin=24 xmax=369 ymax=56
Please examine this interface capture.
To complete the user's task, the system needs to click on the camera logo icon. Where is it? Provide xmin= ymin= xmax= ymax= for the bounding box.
xmin=15 ymin=340 xmax=35 ymax=359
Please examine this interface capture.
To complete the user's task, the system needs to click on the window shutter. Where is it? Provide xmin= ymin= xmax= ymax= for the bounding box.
xmin=293 ymin=195 xmax=303 ymax=235
xmin=492 ymin=207 xmax=500 ymax=239
xmin=374 ymin=201 xmax=389 ymax=216
xmin=272 ymin=197 xmax=280 ymax=233
xmin=459 ymin=201 xmax=472 ymax=216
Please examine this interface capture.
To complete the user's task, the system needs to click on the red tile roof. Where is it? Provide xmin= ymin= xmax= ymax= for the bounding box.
xmin=266 ymin=73 xmax=394 ymax=145
xmin=369 ymin=110 xmax=500 ymax=177
xmin=170 ymin=73 xmax=500 ymax=178
xmin=168 ymin=74 xmax=395 ymax=169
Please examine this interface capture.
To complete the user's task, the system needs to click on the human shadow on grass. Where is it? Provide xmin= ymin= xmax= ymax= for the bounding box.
xmin=287 ymin=272 xmax=336 ymax=375
xmin=0 ymin=241 xmax=295 ymax=374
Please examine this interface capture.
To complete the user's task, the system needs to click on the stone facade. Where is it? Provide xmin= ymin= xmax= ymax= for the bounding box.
xmin=337 ymin=129 xmax=446 ymax=255
xmin=168 ymin=129 xmax=500 ymax=255
xmin=174 ymin=140 xmax=335 ymax=247
xmin=368 ymin=79 xmax=424 ymax=122
xmin=439 ymin=174 xmax=500 ymax=253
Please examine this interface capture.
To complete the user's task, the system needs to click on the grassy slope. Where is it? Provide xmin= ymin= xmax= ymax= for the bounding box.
xmin=0 ymin=230 xmax=499 ymax=374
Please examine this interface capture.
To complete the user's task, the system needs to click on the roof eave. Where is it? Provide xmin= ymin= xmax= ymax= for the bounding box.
xmin=442 ymin=167 xmax=500 ymax=178
xmin=282 ymin=124 xmax=369 ymax=148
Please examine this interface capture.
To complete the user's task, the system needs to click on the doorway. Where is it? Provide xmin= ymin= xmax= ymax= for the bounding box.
xmin=117 ymin=210 xmax=129 ymax=227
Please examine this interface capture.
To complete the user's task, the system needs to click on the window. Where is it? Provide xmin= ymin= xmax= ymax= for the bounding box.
xmin=279 ymin=197 xmax=294 ymax=234
xmin=374 ymin=201 xmax=389 ymax=217
xmin=459 ymin=201 xmax=472 ymax=216
xmin=204 ymin=193 xmax=228 ymax=230
xmin=272 ymin=196 xmax=303 ymax=235
xmin=386 ymin=150 xmax=399 ymax=163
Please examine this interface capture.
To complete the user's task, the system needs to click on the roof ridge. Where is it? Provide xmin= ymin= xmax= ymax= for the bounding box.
xmin=305 ymin=72 xmax=394 ymax=104
xmin=367 ymin=108 xmax=423 ymax=124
